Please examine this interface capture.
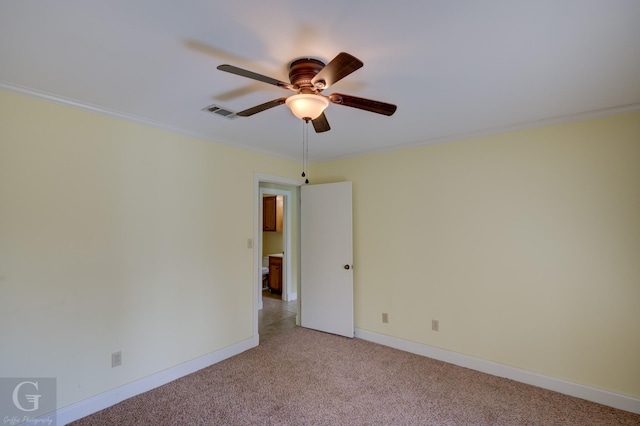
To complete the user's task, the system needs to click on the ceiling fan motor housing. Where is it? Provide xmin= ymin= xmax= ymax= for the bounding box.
xmin=289 ymin=58 xmax=326 ymax=93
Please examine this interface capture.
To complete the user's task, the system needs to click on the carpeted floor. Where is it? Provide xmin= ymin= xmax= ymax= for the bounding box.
xmin=71 ymin=327 xmax=639 ymax=425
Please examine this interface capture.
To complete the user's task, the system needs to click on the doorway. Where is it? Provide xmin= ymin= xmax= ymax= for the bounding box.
xmin=253 ymin=174 xmax=302 ymax=343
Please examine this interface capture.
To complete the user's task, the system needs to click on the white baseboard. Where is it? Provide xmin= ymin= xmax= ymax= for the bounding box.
xmin=54 ymin=335 xmax=258 ymax=425
xmin=355 ymin=328 xmax=640 ymax=415
xmin=42 ymin=329 xmax=639 ymax=424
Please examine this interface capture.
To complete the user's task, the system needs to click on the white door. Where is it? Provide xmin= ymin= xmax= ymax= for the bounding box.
xmin=300 ymin=182 xmax=354 ymax=337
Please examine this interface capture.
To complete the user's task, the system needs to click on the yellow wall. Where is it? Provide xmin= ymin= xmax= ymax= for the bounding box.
xmin=313 ymin=112 xmax=640 ymax=398
xmin=0 ymin=89 xmax=300 ymax=408
xmin=2 ymin=87 xmax=639 ymax=410
xmin=262 ymin=230 xmax=283 ymax=256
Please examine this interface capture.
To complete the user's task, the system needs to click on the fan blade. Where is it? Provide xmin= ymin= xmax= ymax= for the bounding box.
xmin=311 ymin=52 xmax=363 ymax=88
xmin=217 ymin=65 xmax=294 ymax=90
xmin=236 ymin=98 xmax=287 ymax=117
xmin=312 ymin=112 xmax=330 ymax=133
xmin=328 ymin=93 xmax=397 ymax=116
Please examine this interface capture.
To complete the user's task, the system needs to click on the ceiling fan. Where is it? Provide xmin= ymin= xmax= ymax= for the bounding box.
xmin=216 ymin=52 xmax=397 ymax=133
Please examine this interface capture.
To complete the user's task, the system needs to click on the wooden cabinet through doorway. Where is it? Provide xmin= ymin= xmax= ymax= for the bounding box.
xmin=268 ymin=256 xmax=282 ymax=294
xmin=263 ymin=195 xmax=283 ymax=232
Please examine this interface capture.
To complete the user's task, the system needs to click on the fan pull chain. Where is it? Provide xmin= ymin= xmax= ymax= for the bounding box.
xmin=301 ymin=119 xmax=310 ymax=184
xmin=300 ymin=120 xmax=306 ymax=179
xmin=305 ymin=120 xmax=309 ymax=184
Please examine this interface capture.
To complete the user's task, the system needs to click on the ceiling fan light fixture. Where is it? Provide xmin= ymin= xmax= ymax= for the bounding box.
xmin=285 ymin=94 xmax=329 ymax=120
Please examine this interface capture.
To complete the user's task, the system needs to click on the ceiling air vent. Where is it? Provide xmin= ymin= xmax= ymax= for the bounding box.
xmin=201 ymin=104 xmax=238 ymax=119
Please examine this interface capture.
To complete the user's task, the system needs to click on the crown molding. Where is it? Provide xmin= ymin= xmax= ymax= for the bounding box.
xmin=316 ymin=102 xmax=640 ymax=164
xmin=3 ymin=80 xmax=638 ymax=165
xmin=0 ymin=81 xmax=301 ymax=163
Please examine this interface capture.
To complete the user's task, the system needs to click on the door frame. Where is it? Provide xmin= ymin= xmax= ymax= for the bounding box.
xmin=253 ymin=173 xmax=303 ymax=341
xmin=259 ymin=187 xmax=292 ymax=301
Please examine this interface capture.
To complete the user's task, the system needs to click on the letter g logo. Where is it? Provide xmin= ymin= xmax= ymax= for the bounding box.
xmin=12 ymin=380 xmax=41 ymax=412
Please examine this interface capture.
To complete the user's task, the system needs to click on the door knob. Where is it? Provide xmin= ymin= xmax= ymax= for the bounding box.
xmin=344 ymin=264 xmax=351 ymax=270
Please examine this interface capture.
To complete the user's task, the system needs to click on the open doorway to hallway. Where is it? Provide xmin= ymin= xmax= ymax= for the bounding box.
xmin=256 ymin=176 xmax=301 ymax=343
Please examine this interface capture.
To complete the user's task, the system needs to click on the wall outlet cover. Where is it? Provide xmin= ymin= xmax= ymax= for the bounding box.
xmin=112 ymin=351 xmax=122 ymax=368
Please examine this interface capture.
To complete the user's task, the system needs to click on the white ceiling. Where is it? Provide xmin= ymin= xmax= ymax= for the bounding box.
xmin=2 ymin=1 xmax=639 ymax=162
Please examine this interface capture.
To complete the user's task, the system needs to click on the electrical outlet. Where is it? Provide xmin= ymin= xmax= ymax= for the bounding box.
xmin=382 ymin=313 xmax=389 ymax=323
xmin=111 ymin=351 xmax=122 ymax=368
xmin=432 ymin=319 xmax=439 ymax=332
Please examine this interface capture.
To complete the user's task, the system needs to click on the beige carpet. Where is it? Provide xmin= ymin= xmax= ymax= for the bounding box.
xmin=72 ymin=327 xmax=639 ymax=425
